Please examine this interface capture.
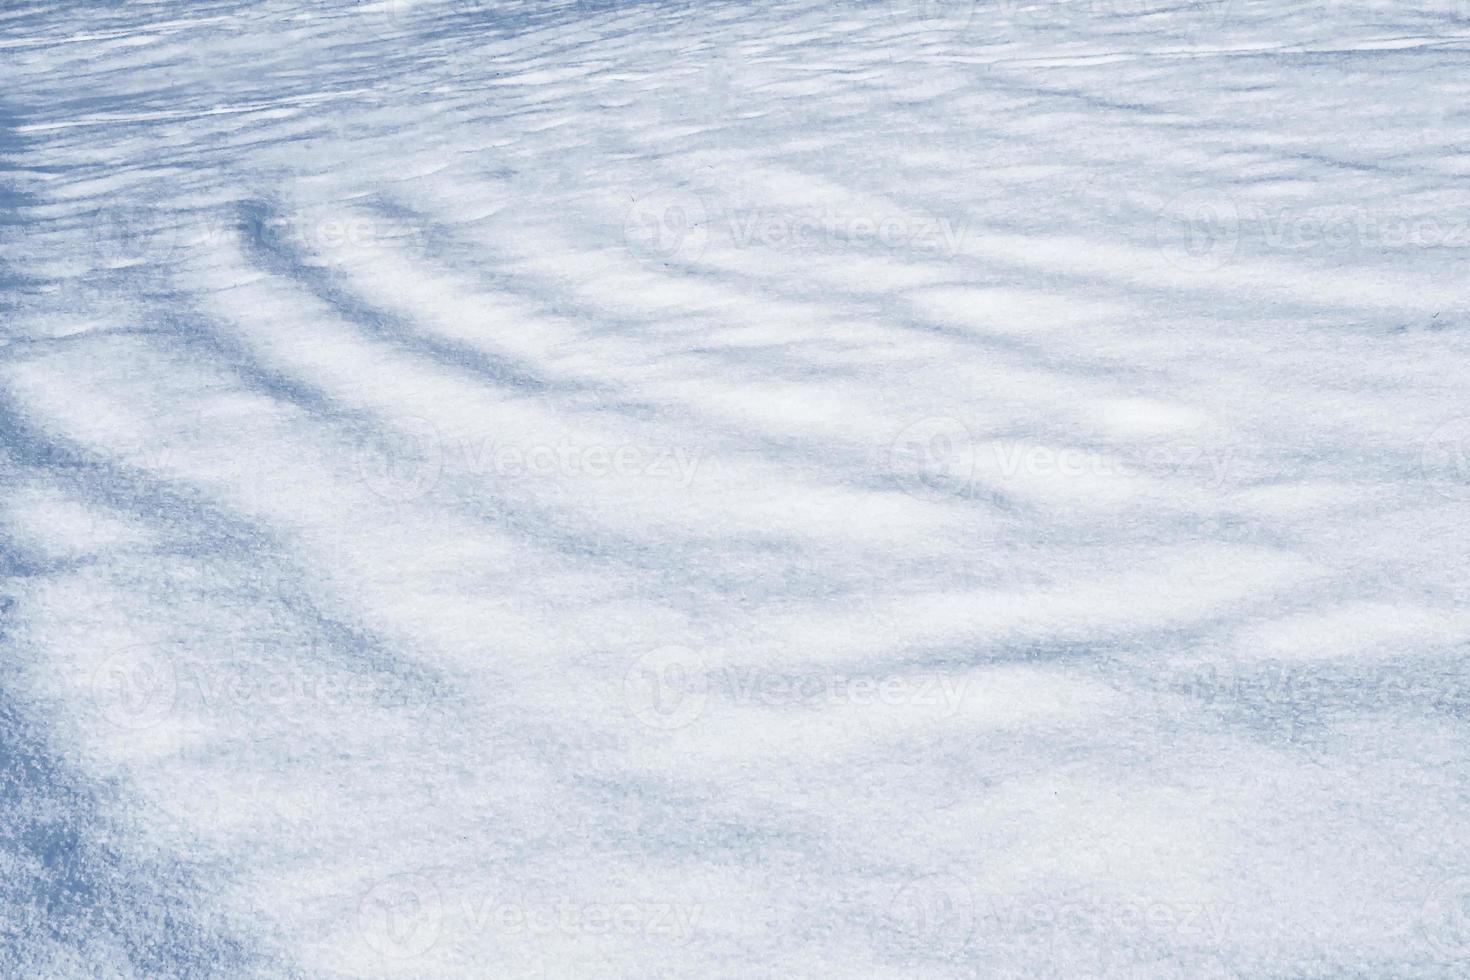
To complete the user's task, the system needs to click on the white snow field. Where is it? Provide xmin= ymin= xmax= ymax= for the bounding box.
xmin=3 ymin=0 xmax=1470 ymax=975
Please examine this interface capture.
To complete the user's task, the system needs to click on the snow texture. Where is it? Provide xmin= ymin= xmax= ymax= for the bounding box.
xmin=2 ymin=0 xmax=1469 ymax=976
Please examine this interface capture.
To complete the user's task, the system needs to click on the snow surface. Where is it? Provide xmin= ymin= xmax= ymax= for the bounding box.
xmin=2 ymin=0 xmax=1470 ymax=976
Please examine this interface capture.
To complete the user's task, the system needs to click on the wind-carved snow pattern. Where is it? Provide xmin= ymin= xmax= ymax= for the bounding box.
xmin=1 ymin=0 xmax=1469 ymax=975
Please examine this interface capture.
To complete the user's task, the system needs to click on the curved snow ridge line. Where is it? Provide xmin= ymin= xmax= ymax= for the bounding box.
xmin=182 ymin=214 xmax=967 ymax=552
xmin=686 ymin=542 xmax=1325 ymax=672
xmin=690 ymin=159 xmax=1466 ymax=316
xmin=308 ymin=198 xmax=978 ymax=456
xmin=12 ymin=89 xmax=379 ymax=133
xmin=317 ymin=185 xmax=1198 ymax=521
xmin=329 ymin=199 xmax=1251 ymax=520
xmin=233 ymin=198 xmax=565 ymax=397
xmin=1 ymin=339 xmax=605 ymax=785
xmin=2 ymin=344 xmax=855 ymax=980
